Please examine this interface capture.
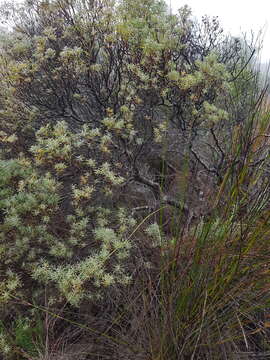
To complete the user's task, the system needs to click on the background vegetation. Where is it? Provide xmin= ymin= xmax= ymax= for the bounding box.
xmin=0 ymin=0 xmax=270 ymax=358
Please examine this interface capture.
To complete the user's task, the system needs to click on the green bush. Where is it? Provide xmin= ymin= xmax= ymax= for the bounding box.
xmin=0 ymin=0 xmax=269 ymax=359
xmin=0 ymin=121 xmax=137 ymax=307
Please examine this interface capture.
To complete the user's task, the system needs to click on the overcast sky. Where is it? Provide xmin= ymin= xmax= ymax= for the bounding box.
xmin=170 ymin=0 xmax=270 ymax=63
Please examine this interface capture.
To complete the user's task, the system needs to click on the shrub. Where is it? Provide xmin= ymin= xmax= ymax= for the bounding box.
xmin=0 ymin=0 xmax=269 ymax=359
xmin=0 ymin=121 xmax=137 ymax=308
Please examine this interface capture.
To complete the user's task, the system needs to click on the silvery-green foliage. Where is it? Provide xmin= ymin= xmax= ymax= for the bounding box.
xmin=0 ymin=0 xmax=260 ymax=329
xmin=0 ymin=122 xmax=136 ymax=307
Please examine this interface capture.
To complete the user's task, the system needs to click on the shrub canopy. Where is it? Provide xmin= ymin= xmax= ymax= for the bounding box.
xmin=0 ymin=0 xmax=267 ymax=311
